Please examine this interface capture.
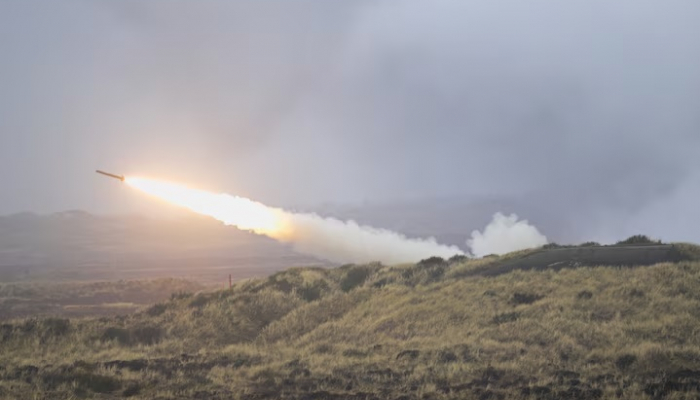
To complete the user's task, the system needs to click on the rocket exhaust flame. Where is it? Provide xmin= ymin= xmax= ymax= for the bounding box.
xmin=126 ymin=177 xmax=285 ymax=235
xmin=125 ymin=177 xmax=464 ymax=264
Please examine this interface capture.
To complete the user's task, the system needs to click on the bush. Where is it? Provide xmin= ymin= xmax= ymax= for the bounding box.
xmin=340 ymin=266 xmax=372 ymax=292
xmin=542 ymin=243 xmax=562 ymax=249
xmin=579 ymin=241 xmax=600 ymax=247
xmin=170 ymin=291 xmax=193 ymax=301
xmin=416 ymin=257 xmax=447 ymax=268
xmin=267 ymin=275 xmax=295 ymax=293
xmin=146 ymin=303 xmax=168 ymax=317
xmin=448 ymin=254 xmax=469 ymax=264
xmin=510 ymin=292 xmax=544 ymax=305
xmin=42 ymin=318 xmax=70 ymax=336
xmin=492 ymin=312 xmax=520 ymax=325
xmin=577 ymin=290 xmax=593 ymax=300
xmin=615 ymin=354 xmax=637 ymax=371
xmin=131 ymin=325 xmax=164 ymax=345
xmin=100 ymin=325 xmax=163 ymax=346
xmin=189 ymin=294 xmax=211 ymax=308
xmin=616 ymin=235 xmax=660 ymax=245
xmin=298 ymin=280 xmax=329 ymax=302
xmin=101 ymin=327 xmax=132 ymax=345
xmin=372 ymin=278 xmax=393 ymax=288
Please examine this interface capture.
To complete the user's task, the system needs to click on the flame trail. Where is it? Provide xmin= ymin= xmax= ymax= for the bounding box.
xmin=126 ymin=177 xmax=464 ymax=264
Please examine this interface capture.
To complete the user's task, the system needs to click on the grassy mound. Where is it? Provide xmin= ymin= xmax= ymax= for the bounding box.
xmin=2 ymin=245 xmax=700 ymax=399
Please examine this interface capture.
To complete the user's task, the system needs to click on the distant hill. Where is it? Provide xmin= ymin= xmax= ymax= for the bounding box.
xmin=2 ymin=244 xmax=700 ymax=399
xmin=0 ymin=211 xmax=322 ymax=282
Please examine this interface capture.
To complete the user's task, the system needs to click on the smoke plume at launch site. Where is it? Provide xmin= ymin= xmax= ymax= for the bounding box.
xmin=468 ymin=213 xmax=548 ymax=258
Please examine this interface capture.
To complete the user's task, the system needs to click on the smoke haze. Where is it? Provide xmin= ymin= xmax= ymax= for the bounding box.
xmin=468 ymin=213 xmax=548 ymax=257
xmin=1 ymin=1 xmax=700 ymax=244
xmin=279 ymin=213 xmax=462 ymax=264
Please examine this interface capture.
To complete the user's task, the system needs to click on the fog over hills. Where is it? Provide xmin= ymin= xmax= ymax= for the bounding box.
xmin=0 ymin=211 xmax=320 ymax=282
xmin=0 ymin=200 xmax=553 ymax=282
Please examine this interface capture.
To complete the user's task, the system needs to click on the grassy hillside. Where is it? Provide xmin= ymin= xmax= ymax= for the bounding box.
xmin=2 ymin=245 xmax=700 ymax=399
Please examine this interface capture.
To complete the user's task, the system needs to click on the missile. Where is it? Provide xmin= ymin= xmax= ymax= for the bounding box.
xmin=96 ymin=170 xmax=125 ymax=182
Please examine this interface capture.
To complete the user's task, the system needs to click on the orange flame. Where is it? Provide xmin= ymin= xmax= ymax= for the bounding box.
xmin=125 ymin=177 xmax=288 ymax=235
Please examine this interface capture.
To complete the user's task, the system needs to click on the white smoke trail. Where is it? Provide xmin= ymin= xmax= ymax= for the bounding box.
xmin=126 ymin=177 xmax=463 ymax=264
xmin=279 ymin=212 xmax=463 ymax=264
xmin=467 ymin=212 xmax=548 ymax=257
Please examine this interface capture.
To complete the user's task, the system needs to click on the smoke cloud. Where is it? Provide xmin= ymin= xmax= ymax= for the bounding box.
xmin=278 ymin=212 xmax=463 ymax=264
xmin=126 ymin=177 xmax=463 ymax=264
xmin=468 ymin=213 xmax=548 ymax=257
xmin=2 ymin=2 xmax=700 ymax=246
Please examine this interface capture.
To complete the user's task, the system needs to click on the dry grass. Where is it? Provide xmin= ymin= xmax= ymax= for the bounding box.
xmin=2 ymin=245 xmax=700 ymax=399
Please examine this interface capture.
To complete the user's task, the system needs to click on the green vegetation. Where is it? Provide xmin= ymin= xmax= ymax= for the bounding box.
xmin=2 ymin=245 xmax=700 ymax=399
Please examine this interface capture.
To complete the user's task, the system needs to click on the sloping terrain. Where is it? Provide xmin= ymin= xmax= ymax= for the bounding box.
xmin=464 ymin=244 xmax=694 ymax=277
xmin=0 ymin=211 xmax=322 ymax=282
xmin=0 ymin=279 xmax=207 ymax=320
xmin=1 ymin=245 xmax=700 ymax=399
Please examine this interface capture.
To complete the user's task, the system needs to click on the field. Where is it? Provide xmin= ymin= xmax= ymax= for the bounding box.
xmin=2 ymin=243 xmax=700 ymax=399
xmin=0 ymin=279 xmax=207 ymax=320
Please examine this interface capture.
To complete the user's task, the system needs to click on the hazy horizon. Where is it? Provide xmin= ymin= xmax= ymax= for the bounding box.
xmin=2 ymin=1 xmax=700 ymax=245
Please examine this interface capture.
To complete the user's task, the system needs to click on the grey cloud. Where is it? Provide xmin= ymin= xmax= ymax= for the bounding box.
xmin=1 ymin=0 xmax=699 ymax=243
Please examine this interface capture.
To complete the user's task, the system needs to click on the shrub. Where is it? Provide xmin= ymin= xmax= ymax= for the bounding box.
xmin=542 ymin=243 xmax=562 ymax=249
xmin=510 ymin=292 xmax=544 ymax=305
xmin=342 ymin=349 xmax=367 ymax=358
xmin=372 ymin=278 xmax=393 ymax=288
xmin=122 ymin=384 xmax=141 ymax=397
xmin=100 ymin=325 xmax=163 ymax=346
xmin=436 ymin=349 xmax=458 ymax=363
xmin=79 ymin=373 xmax=122 ymax=393
xmin=577 ymin=290 xmax=593 ymax=300
xmin=146 ymin=303 xmax=168 ymax=317
xmin=131 ymin=325 xmax=163 ymax=345
xmin=396 ymin=350 xmax=420 ymax=360
xmin=415 ymin=257 xmax=448 ymax=282
xmin=448 ymin=254 xmax=469 ymax=264
xmin=170 ymin=291 xmax=193 ymax=301
xmin=298 ymin=280 xmax=329 ymax=302
xmin=43 ymin=370 xmax=122 ymax=394
xmin=615 ymin=354 xmax=637 ymax=371
xmin=42 ymin=318 xmax=70 ymax=336
xmin=101 ymin=327 xmax=132 ymax=345
xmin=579 ymin=241 xmax=600 ymax=247
xmin=616 ymin=235 xmax=660 ymax=245
xmin=268 ymin=275 xmax=295 ymax=293
xmin=0 ymin=323 xmax=13 ymax=342
xmin=188 ymin=294 xmax=211 ymax=308
xmin=416 ymin=256 xmax=447 ymax=268
xmin=492 ymin=312 xmax=520 ymax=325
xmin=340 ymin=266 xmax=372 ymax=292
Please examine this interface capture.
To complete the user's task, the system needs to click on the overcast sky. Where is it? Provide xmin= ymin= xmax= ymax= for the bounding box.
xmin=1 ymin=1 xmax=699 ymax=243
